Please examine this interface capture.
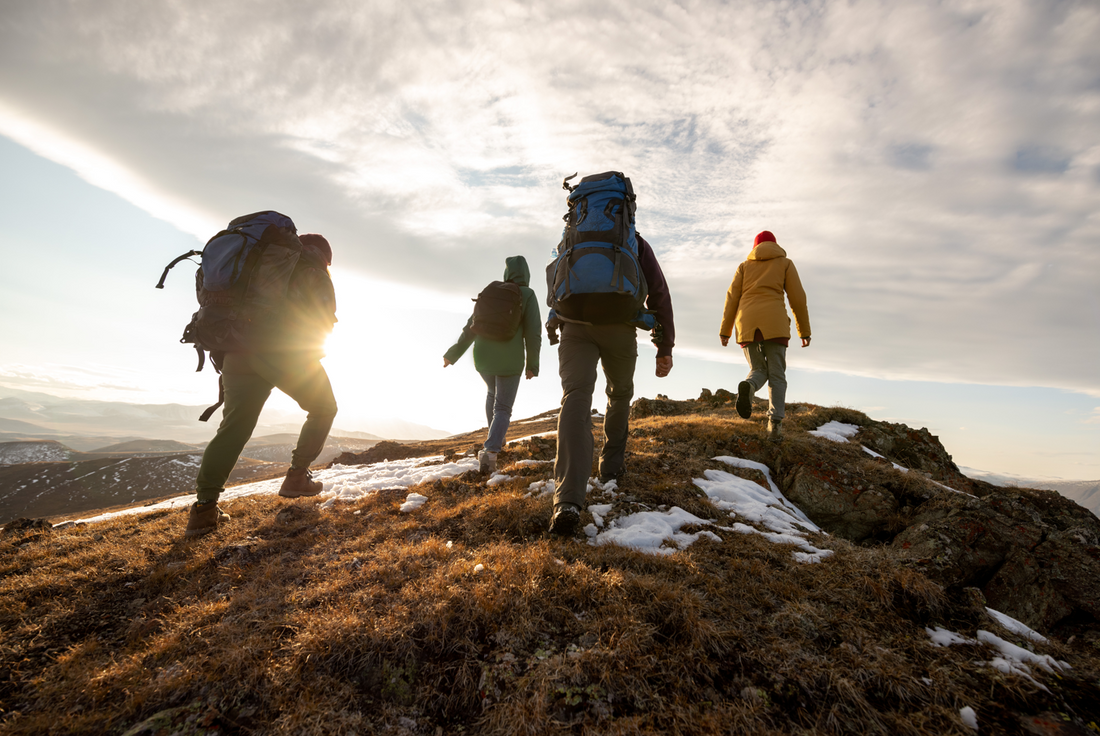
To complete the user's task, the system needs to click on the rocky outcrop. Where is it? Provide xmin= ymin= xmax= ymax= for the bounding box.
xmin=892 ymin=487 xmax=1100 ymax=633
xmin=329 ymin=440 xmax=423 ymax=466
xmin=775 ymin=414 xmax=1100 ymax=634
xmin=782 ymin=463 xmax=900 ymax=542
xmin=857 ymin=420 xmax=972 ymax=488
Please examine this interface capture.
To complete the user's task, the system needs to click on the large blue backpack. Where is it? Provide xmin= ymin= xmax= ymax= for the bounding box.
xmin=156 ymin=211 xmax=303 ymax=419
xmin=546 ymin=171 xmax=648 ymax=324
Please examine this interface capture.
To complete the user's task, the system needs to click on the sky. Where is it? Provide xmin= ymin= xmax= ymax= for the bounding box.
xmin=0 ymin=0 xmax=1098 ymax=479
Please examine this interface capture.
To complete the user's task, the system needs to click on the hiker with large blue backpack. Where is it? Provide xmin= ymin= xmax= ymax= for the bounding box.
xmin=443 ymin=255 xmax=542 ymax=475
xmin=156 ymin=211 xmax=339 ymax=538
xmin=544 ymin=172 xmax=676 ymax=537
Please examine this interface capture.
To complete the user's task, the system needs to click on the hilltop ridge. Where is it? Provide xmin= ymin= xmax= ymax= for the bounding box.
xmin=1 ymin=391 xmax=1098 ymax=735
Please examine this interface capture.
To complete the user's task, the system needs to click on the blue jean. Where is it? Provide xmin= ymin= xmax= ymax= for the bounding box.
xmin=480 ymin=372 xmax=522 ymax=453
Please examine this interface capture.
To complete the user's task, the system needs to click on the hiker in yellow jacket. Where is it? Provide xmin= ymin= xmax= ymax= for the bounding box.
xmin=719 ymin=230 xmax=811 ymax=440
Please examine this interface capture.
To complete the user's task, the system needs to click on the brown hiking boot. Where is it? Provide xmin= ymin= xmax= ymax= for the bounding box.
xmin=478 ymin=450 xmax=497 ymax=475
xmin=279 ymin=467 xmax=323 ymax=498
xmin=549 ymin=503 xmax=580 ymax=537
xmin=768 ymin=418 xmax=783 ymax=441
xmin=185 ymin=501 xmax=230 ymax=539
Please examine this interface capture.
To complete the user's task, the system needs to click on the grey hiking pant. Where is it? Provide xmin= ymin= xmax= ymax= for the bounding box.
xmin=195 ymin=351 xmax=338 ymax=503
xmin=553 ymin=323 xmax=637 ymax=510
xmin=743 ymin=341 xmax=787 ymax=420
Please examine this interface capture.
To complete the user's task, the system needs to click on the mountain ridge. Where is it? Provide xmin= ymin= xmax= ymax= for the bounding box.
xmin=0 ymin=386 xmax=448 ymax=444
xmin=1 ymin=393 xmax=1097 ymax=735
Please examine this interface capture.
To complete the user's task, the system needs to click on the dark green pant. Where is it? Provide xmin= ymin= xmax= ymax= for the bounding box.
xmin=553 ymin=323 xmax=637 ymax=510
xmin=195 ymin=352 xmax=338 ymax=502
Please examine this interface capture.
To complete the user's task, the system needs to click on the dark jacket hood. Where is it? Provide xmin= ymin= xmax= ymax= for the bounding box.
xmin=504 ymin=256 xmax=530 ymax=287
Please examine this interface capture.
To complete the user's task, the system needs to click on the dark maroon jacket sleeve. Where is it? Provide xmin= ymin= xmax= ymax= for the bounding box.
xmin=637 ymin=234 xmax=675 ymax=357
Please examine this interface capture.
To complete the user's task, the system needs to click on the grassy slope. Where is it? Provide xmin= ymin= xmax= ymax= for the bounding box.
xmin=1 ymin=401 xmax=1098 ymax=735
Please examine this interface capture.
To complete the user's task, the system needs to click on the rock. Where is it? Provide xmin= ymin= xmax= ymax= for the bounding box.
xmin=783 ymin=463 xmax=899 ymax=542
xmin=696 ymin=388 xmax=735 ymax=406
xmin=893 ymin=487 xmax=1100 ymax=633
xmin=857 ymin=421 xmax=971 ymax=488
xmin=330 ymin=440 xmax=425 ymax=466
xmin=630 ymin=396 xmax=693 ymax=419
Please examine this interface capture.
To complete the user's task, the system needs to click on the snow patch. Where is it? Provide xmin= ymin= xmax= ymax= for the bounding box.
xmin=809 ymin=421 xmax=860 ymax=443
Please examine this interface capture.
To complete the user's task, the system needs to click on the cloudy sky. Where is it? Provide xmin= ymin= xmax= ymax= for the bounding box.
xmin=1 ymin=0 xmax=1098 ymax=478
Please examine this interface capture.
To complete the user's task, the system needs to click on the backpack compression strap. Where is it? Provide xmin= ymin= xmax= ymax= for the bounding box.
xmin=155 ymin=250 xmax=203 ymax=289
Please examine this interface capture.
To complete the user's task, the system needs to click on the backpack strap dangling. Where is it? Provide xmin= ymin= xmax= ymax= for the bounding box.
xmin=198 ymin=374 xmax=225 ymax=422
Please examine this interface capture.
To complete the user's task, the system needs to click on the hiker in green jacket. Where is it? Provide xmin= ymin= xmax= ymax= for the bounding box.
xmin=444 ymin=255 xmax=541 ymax=474
xmin=186 ymin=233 xmax=339 ymax=539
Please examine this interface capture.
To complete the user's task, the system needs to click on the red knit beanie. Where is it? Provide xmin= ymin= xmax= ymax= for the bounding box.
xmin=299 ymin=233 xmax=332 ymax=265
xmin=753 ymin=230 xmax=776 ymax=247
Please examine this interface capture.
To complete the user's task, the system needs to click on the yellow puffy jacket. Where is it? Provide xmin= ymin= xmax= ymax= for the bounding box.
xmin=719 ymin=241 xmax=810 ymax=343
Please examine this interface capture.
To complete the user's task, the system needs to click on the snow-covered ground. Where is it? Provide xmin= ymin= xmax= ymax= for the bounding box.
xmin=0 ymin=441 xmax=72 ymax=464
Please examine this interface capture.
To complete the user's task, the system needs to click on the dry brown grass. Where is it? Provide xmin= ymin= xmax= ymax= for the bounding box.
xmin=1 ymin=402 xmax=1098 ymax=735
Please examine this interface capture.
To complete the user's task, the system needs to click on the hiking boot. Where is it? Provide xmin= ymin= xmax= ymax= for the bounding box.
xmin=768 ymin=418 xmax=783 ymax=441
xmin=736 ymin=381 xmax=754 ymax=419
xmin=549 ymin=503 xmax=580 ymax=537
xmin=279 ymin=467 xmax=323 ymax=498
xmin=478 ymin=450 xmax=498 ymax=475
xmin=185 ymin=501 xmax=229 ymax=538
xmin=598 ymin=467 xmax=625 ymax=486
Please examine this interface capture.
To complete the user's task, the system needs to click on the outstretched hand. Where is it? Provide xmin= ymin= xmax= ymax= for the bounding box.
xmin=443 ymin=358 xmax=452 ymax=367
xmin=656 ymin=355 xmax=673 ymax=378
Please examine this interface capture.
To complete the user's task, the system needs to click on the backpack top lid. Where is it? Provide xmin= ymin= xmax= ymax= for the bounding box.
xmin=202 ymin=211 xmax=297 ymax=292
xmin=565 ymin=171 xmax=633 ymax=199
xmin=561 ymin=172 xmax=636 ymax=244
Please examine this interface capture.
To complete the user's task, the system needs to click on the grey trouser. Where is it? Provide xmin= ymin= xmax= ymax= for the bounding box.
xmin=195 ymin=351 xmax=338 ymax=502
xmin=743 ymin=341 xmax=787 ymax=420
xmin=553 ymin=323 xmax=637 ymax=509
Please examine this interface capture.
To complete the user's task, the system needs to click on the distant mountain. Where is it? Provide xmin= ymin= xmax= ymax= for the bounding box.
xmin=0 ymin=434 xmax=381 ymax=523
xmin=0 ymin=416 xmax=59 ymax=434
xmin=234 ymin=435 xmax=381 ymax=464
xmin=0 ymin=447 xmax=282 ymax=524
xmin=0 ymin=388 xmax=222 ymax=443
xmin=961 ymin=466 xmax=1100 ymax=518
xmin=0 ymin=386 xmax=449 ymax=444
xmin=92 ymin=439 xmax=201 ymax=453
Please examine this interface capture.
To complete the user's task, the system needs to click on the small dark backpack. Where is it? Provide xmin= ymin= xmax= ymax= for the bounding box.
xmin=470 ymin=281 xmax=524 ymax=341
xmin=156 ymin=210 xmax=303 ymax=420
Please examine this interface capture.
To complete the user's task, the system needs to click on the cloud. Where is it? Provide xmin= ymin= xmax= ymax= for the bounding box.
xmin=1 ymin=0 xmax=1098 ymax=397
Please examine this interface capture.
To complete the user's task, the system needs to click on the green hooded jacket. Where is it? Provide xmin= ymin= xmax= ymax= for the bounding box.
xmin=444 ymin=256 xmax=541 ymax=377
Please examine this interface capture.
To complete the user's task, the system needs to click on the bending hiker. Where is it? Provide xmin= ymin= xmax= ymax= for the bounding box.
xmin=181 ymin=222 xmax=339 ymax=538
xmin=444 ymin=255 xmax=541 ymax=475
xmin=545 ymin=172 xmax=675 ymax=537
xmin=719 ymin=230 xmax=811 ymax=440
